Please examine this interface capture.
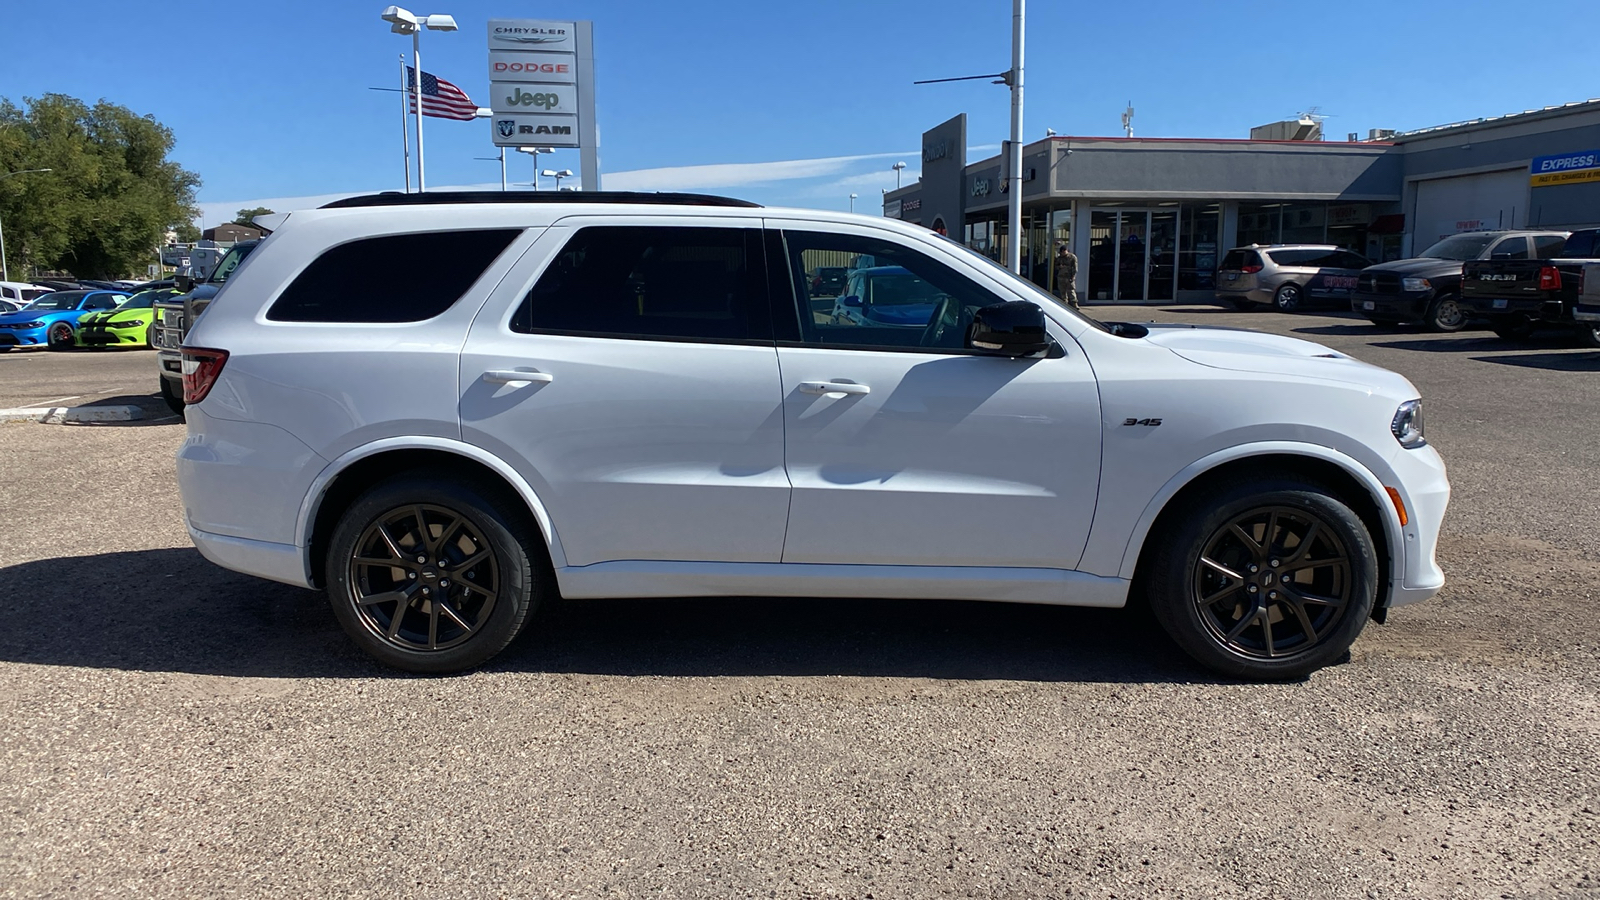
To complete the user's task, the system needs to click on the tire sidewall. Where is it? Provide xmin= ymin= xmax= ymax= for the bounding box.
xmin=1149 ymin=480 xmax=1379 ymax=679
xmin=48 ymin=323 xmax=73 ymax=349
xmin=1425 ymin=294 xmax=1466 ymax=332
xmin=325 ymin=477 xmax=537 ymax=673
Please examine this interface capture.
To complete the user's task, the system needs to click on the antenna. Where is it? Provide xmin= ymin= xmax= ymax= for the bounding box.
xmin=1121 ymin=102 xmax=1134 ymax=138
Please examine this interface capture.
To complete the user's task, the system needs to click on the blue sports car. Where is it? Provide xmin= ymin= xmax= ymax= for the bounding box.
xmin=828 ymin=266 xmax=944 ymax=327
xmin=0 ymin=289 xmax=126 ymax=351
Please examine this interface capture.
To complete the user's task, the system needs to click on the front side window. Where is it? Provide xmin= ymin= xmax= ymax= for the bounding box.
xmin=268 ymin=230 xmax=519 ymax=323
xmin=781 ymin=230 xmax=1004 ymax=352
xmin=512 ymin=226 xmax=769 ymax=342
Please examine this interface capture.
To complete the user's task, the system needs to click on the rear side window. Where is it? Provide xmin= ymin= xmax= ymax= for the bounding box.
xmin=268 ymin=230 xmax=520 ymax=323
xmin=1488 ymin=237 xmax=1529 ymax=260
xmin=511 ymin=226 xmax=770 ymax=342
xmin=1265 ymin=249 xmax=1316 ymax=267
xmin=1220 ymin=249 xmax=1261 ymax=269
xmin=1557 ymin=232 xmax=1595 ymax=258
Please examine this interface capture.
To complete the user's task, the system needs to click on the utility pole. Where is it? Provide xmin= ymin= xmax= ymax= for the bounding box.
xmin=1006 ymin=0 xmax=1025 ymax=275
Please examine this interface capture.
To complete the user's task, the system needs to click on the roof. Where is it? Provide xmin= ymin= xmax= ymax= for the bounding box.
xmin=321 ymin=191 xmax=761 ymax=210
xmin=1393 ymin=97 xmax=1600 ymax=140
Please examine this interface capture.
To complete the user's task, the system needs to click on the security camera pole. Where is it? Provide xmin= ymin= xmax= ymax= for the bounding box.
xmin=382 ymin=6 xmax=459 ymax=192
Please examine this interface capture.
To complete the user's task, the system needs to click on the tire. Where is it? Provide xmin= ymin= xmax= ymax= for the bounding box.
xmin=159 ymin=378 xmax=185 ymax=416
xmin=144 ymin=323 xmax=157 ymax=349
xmin=1490 ymin=317 xmax=1536 ymax=341
xmin=325 ymin=474 xmax=544 ymax=673
xmin=1362 ymin=315 xmax=1405 ymax=327
xmin=47 ymin=322 xmax=74 ymax=350
xmin=1576 ymin=324 xmax=1600 ymax=349
xmin=1272 ymin=283 xmax=1303 ymax=312
xmin=1144 ymin=475 xmax=1379 ymax=680
xmin=1422 ymin=294 xmax=1467 ymax=333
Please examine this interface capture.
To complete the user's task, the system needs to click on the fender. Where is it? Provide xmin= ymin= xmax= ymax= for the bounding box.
xmin=1114 ymin=441 xmax=1405 ymax=585
xmin=293 ymin=436 xmax=570 ymax=577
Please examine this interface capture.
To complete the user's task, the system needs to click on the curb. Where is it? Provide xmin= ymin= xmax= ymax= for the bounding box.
xmin=0 ymin=405 xmax=146 ymax=424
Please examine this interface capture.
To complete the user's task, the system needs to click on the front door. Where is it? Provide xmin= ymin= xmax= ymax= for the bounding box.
xmin=775 ymin=224 xmax=1103 ymax=570
xmin=458 ymin=218 xmax=790 ymax=567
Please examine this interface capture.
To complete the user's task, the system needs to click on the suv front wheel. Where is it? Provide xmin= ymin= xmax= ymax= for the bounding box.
xmin=326 ymin=474 xmax=543 ymax=673
xmin=1422 ymin=294 xmax=1466 ymax=333
xmin=1145 ymin=476 xmax=1379 ymax=679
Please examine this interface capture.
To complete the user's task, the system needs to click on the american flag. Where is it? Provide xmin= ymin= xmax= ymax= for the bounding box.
xmin=406 ymin=67 xmax=478 ymax=121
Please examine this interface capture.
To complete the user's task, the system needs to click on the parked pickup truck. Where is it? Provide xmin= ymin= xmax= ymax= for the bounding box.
xmin=153 ymin=239 xmax=260 ymax=414
xmin=1352 ymin=230 xmax=1569 ymax=333
xmin=1460 ymin=229 xmax=1600 ymax=347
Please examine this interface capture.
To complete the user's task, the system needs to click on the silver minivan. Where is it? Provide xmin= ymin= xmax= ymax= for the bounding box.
xmin=1216 ymin=244 xmax=1372 ymax=312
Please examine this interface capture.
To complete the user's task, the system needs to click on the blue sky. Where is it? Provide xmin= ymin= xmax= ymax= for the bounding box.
xmin=2 ymin=0 xmax=1595 ymax=226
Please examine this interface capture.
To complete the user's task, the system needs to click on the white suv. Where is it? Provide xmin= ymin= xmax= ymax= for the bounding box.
xmin=175 ymin=192 xmax=1448 ymax=679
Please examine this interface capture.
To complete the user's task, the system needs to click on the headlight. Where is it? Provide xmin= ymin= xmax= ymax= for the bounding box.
xmin=115 ymin=319 xmax=147 ymax=328
xmin=19 ymin=321 xmax=44 ymax=329
xmin=1392 ymin=399 xmax=1426 ymax=449
xmin=1401 ymin=277 xmax=1432 ymax=292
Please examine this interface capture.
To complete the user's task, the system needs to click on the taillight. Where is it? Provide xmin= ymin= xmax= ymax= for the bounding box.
xmin=1538 ymin=266 xmax=1561 ymax=291
xmin=1241 ymin=265 xmax=1263 ymax=274
xmin=181 ymin=347 xmax=229 ymax=404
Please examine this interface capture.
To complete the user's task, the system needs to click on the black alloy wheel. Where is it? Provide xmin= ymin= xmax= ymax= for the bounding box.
xmin=1146 ymin=476 xmax=1378 ymax=679
xmin=47 ymin=322 xmax=74 ymax=349
xmin=1272 ymin=283 xmax=1303 ymax=312
xmin=326 ymin=475 xmax=541 ymax=673
xmin=1423 ymin=295 xmax=1467 ymax=333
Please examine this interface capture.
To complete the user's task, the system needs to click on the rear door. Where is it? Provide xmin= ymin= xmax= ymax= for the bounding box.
xmin=458 ymin=216 xmax=790 ymax=567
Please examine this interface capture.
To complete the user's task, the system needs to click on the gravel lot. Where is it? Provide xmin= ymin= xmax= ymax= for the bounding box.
xmin=1 ymin=312 xmax=1596 ymax=898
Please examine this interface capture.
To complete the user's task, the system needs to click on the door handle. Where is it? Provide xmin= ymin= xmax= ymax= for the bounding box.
xmin=483 ymin=369 xmax=554 ymax=385
xmin=799 ymin=381 xmax=870 ymax=396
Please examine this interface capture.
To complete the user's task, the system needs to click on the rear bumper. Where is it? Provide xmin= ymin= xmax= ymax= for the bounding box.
xmin=187 ymin=520 xmax=312 ymax=589
xmin=1460 ymin=295 xmax=1565 ymax=321
xmin=1215 ymin=287 xmax=1272 ymax=303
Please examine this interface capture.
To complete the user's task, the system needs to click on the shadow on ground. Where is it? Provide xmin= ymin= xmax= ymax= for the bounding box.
xmin=0 ymin=549 xmax=1213 ymax=684
xmin=1470 ymin=352 xmax=1600 ymax=372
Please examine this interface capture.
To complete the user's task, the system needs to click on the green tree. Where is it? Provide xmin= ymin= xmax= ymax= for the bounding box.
xmin=0 ymin=94 xmax=200 ymax=279
xmin=234 ymin=206 xmax=273 ymax=226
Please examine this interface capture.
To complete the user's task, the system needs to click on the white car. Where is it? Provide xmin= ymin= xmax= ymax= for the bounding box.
xmin=175 ymin=192 xmax=1448 ymax=679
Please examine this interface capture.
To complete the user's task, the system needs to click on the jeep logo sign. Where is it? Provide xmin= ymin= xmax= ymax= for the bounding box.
xmin=492 ymin=83 xmax=575 ymax=115
xmin=923 ymin=140 xmax=949 ymax=163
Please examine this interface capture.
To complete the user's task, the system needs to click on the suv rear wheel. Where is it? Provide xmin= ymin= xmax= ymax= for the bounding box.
xmin=1272 ymin=283 xmax=1303 ymax=312
xmin=1144 ymin=476 xmax=1378 ymax=679
xmin=326 ymin=474 xmax=544 ymax=673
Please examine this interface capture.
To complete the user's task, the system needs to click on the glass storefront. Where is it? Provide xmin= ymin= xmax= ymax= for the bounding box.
xmin=1236 ymin=200 xmax=1370 ymax=253
xmin=1179 ymin=203 xmax=1220 ymax=291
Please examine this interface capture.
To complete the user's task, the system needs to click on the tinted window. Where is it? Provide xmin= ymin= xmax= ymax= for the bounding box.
xmin=1220 ymin=249 xmax=1261 ymax=270
xmin=1265 ymin=249 xmax=1321 ymax=267
xmin=1557 ymin=232 xmax=1596 ymax=258
xmin=512 ymin=226 xmax=768 ymax=342
xmin=1418 ymin=234 xmax=1495 ymax=261
xmin=1488 ymin=237 xmax=1529 ymax=260
xmin=782 ymin=230 xmax=1002 ymax=352
xmin=269 ymin=230 xmax=518 ymax=323
xmin=1333 ymin=251 xmax=1372 ymax=269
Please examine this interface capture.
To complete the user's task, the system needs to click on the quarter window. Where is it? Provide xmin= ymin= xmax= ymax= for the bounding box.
xmin=781 ymin=231 xmax=1003 ymax=352
xmin=1534 ymin=234 xmax=1568 ymax=258
xmin=267 ymin=230 xmax=520 ymax=323
xmin=512 ymin=226 xmax=769 ymax=342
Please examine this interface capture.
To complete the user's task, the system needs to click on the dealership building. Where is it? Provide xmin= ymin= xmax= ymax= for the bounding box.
xmin=884 ymin=99 xmax=1600 ymax=303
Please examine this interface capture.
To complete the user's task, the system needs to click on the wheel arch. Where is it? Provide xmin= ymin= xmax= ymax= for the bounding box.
xmin=1119 ymin=445 xmax=1401 ymax=610
xmin=297 ymin=438 xmax=567 ymax=589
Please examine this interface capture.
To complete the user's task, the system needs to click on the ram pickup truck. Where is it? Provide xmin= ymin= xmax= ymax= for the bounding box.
xmin=1352 ymin=230 xmax=1569 ymax=332
xmin=1460 ymin=229 xmax=1600 ymax=347
xmin=153 ymin=239 xmax=260 ymax=413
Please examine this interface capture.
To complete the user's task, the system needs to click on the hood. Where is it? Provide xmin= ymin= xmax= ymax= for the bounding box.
xmin=0 ymin=308 xmax=81 ymax=324
xmin=1140 ymin=324 xmax=1413 ymax=393
xmin=1363 ymin=257 xmax=1464 ymax=278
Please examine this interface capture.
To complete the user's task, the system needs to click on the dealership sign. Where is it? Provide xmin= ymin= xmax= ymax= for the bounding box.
xmin=1530 ymin=149 xmax=1600 ymax=187
xmin=487 ymin=19 xmax=593 ymax=152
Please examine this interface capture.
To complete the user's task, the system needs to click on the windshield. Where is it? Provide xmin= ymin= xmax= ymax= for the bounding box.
xmin=940 ymin=236 xmax=1110 ymax=333
xmin=1419 ymin=234 xmax=1495 ymax=261
xmin=114 ymin=290 xmax=164 ymax=311
xmin=207 ymin=242 xmax=258 ymax=285
xmin=22 ymin=291 xmax=86 ymax=311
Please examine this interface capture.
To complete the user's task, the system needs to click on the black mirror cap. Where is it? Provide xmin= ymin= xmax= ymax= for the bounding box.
xmin=967 ymin=301 xmax=1050 ymax=357
xmin=173 ymin=273 xmax=194 ymax=293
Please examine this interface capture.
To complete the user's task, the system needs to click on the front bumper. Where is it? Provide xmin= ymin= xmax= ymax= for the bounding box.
xmin=1383 ymin=443 xmax=1451 ymax=608
xmin=77 ymin=326 xmax=146 ymax=347
xmin=1351 ymin=290 xmax=1428 ymax=319
xmin=0 ymin=326 xmax=48 ymax=346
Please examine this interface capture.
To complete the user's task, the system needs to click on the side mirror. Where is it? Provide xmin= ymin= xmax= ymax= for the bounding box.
xmin=967 ymin=301 xmax=1050 ymax=357
xmin=840 ymin=294 xmax=863 ymax=308
xmin=173 ymin=272 xmax=194 ymax=293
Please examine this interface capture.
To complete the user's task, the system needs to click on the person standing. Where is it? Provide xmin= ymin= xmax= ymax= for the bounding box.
xmin=1054 ymin=244 xmax=1079 ymax=308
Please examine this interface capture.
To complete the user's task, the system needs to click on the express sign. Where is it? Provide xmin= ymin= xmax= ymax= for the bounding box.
xmin=1530 ymin=148 xmax=1600 ymax=188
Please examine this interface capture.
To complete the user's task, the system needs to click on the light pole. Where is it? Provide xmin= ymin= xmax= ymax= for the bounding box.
xmin=892 ymin=161 xmax=907 ymax=189
xmin=473 ymin=153 xmax=507 ymax=190
xmin=849 ymin=193 xmax=858 ymax=213
xmin=542 ymin=168 xmax=574 ymax=190
xmin=518 ymin=147 xmax=557 ymax=190
xmin=0 ymin=168 xmax=52 ymax=283
xmin=381 ymin=6 xmax=458 ymax=193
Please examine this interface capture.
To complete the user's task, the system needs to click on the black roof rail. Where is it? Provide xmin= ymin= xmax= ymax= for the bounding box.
xmin=320 ymin=191 xmax=761 ymax=210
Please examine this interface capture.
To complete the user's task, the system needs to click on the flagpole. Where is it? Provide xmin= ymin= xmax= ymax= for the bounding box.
xmin=399 ymin=55 xmax=411 ymax=193
xmin=412 ymin=31 xmax=426 ymax=192
xmin=500 ymin=147 xmax=507 ymax=191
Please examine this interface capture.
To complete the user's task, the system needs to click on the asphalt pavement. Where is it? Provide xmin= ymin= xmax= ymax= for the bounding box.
xmin=0 ymin=309 xmax=1596 ymax=898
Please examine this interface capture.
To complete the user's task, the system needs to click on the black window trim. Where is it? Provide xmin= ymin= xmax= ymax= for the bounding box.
xmin=505 ymin=222 xmax=776 ymax=346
